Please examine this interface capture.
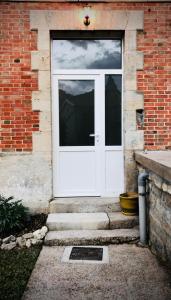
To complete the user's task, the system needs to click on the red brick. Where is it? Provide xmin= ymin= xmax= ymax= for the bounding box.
xmin=0 ymin=2 xmax=171 ymax=151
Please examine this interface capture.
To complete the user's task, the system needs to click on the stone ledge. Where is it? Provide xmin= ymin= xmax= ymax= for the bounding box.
xmin=135 ymin=151 xmax=171 ymax=183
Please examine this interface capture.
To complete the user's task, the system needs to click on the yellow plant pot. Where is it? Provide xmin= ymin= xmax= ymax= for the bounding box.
xmin=119 ymin=192 xmax=139 ymax=216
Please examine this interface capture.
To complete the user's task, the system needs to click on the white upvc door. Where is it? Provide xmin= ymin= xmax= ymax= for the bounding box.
xmin=52 ymin=74 xmax=103 ymax=197
xmin=52 ymin=72 xmax=124 ymax=197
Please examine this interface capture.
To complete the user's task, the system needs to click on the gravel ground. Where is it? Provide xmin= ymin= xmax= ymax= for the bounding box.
xmin=23 ymin=244 xmax=171 ymax=300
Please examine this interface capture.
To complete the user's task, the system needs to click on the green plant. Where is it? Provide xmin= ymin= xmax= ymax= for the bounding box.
xmin=0 ymin=195 xmax=28 ymax=234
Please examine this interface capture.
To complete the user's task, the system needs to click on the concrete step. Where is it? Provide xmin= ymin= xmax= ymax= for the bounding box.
xmin=49 ymin=197 xmax=121 ymax=213
xmin=44 ymin=228 xmax=139 ymax=246
xmin=46 ymin=212 xmax=139 ymax=231
xmin=108 ymin=212 xmax=139 ymax=229
xmin=46 ymin=213 xmax=109 ymax=231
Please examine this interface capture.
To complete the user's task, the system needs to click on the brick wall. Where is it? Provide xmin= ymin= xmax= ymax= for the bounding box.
xmin=0 ymin=3 xmax=39 ymax=152
xmin=0 ymin=1 xmax=171 ymax=152
xmin=137 ymin=4 xmax=171 ymax=150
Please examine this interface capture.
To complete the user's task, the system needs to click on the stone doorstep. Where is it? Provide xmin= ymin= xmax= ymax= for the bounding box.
xmin=108 ymin=212 xmax=139 ymax=229
xmin=44 ymin=229 xmax=139 ymax=246
xmin=49 ymin=197 xmax=121 ymax=213
xmin=46 ymin=212 xmax=139 ymax=231
xmin=46 ymin=213 xmax=109 ymax=231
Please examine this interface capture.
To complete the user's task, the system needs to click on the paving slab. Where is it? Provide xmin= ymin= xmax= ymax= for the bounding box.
xmin=50 ymin=197 xmax=121 ymax=213
xmin=23 ymin=244 xmax=171 ymax=300
xmin=46 ymin=213 xmax=109 ymax=230
xmin=44 ymin=228 xmax=139 ymax=246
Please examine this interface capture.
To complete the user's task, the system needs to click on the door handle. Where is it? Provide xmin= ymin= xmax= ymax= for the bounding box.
xmin=89 ymin=133 xmax=99 ymax=137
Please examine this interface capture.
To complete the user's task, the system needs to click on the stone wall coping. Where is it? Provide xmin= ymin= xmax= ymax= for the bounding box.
xmin=135 ymin=151 xmax=171 ymax=183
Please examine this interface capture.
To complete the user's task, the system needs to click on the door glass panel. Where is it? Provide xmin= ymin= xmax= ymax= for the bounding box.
xmin=53 ymin=40 xmax=121 ymax=69
xmin=59 ymin=80 xmax=94 ymax=146
xmin=105 ymin=75 xmax=122 ymax=146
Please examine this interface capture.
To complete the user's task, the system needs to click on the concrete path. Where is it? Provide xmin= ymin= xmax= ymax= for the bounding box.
xmin=23 ymin=245 xmax=171 ymax=300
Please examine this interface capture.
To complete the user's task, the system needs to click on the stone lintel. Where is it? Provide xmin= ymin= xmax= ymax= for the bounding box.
xmin=135 ymin=151 xmax=171 ymax=183
xmin=30 ymin=10 xmax=144 ymax=31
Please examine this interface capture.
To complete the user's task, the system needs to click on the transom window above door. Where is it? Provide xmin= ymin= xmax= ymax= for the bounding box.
xmin=52 ymin=39 xmax=122 ymax=70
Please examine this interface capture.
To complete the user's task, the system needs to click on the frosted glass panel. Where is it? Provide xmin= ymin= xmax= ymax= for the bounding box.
xmin=59 ymin=80 xmax=94 ymax=146
xmin=53 ymin=40 xmax=122 ymax=69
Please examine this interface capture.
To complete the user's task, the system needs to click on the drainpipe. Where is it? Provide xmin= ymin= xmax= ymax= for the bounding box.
xmin=138 ymin=171 xmax=149 ymax=245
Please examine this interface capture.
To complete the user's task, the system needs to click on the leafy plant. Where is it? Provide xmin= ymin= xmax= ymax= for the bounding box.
xmin=0 ymin=195 xmax=28 ymax=235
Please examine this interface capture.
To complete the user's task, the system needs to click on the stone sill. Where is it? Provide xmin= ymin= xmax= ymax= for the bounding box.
xmin=135 ymin=151 xmax=171 ymax=183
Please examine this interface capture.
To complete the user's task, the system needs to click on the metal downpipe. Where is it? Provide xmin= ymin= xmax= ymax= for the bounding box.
xmin=138 ymin=172 xmax=149 ymax=245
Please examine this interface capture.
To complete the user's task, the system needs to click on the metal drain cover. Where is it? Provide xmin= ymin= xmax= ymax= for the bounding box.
xmin=69 ymin=247 xmax=103 ymax=261
xmin=62 ymin=246 xmax=109 ymax=264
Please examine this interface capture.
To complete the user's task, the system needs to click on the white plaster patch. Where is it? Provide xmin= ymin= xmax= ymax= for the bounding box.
xmin=0 ymin=153 xmax=52 ymax=213
xmin=61 ymin=246 xmax=109 ymax=264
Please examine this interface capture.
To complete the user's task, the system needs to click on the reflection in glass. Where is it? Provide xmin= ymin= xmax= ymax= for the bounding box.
xmin=53 ymin=40 xmax=121 ymax=69
xmin=59 ymin=80 xmax=94 ymax=146
xmin=105 ymin=75 xmax=122 ymax=146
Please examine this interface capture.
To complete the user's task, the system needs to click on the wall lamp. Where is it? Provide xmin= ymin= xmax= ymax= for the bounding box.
xmin=84 ymin=15 xmax=90 ymax=26
xmin=82 ymin=6 xmax=92 ymax=27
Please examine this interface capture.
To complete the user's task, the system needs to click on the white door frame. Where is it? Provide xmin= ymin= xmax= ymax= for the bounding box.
xmin=52 ymin=69 xmax=124 ymax=197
